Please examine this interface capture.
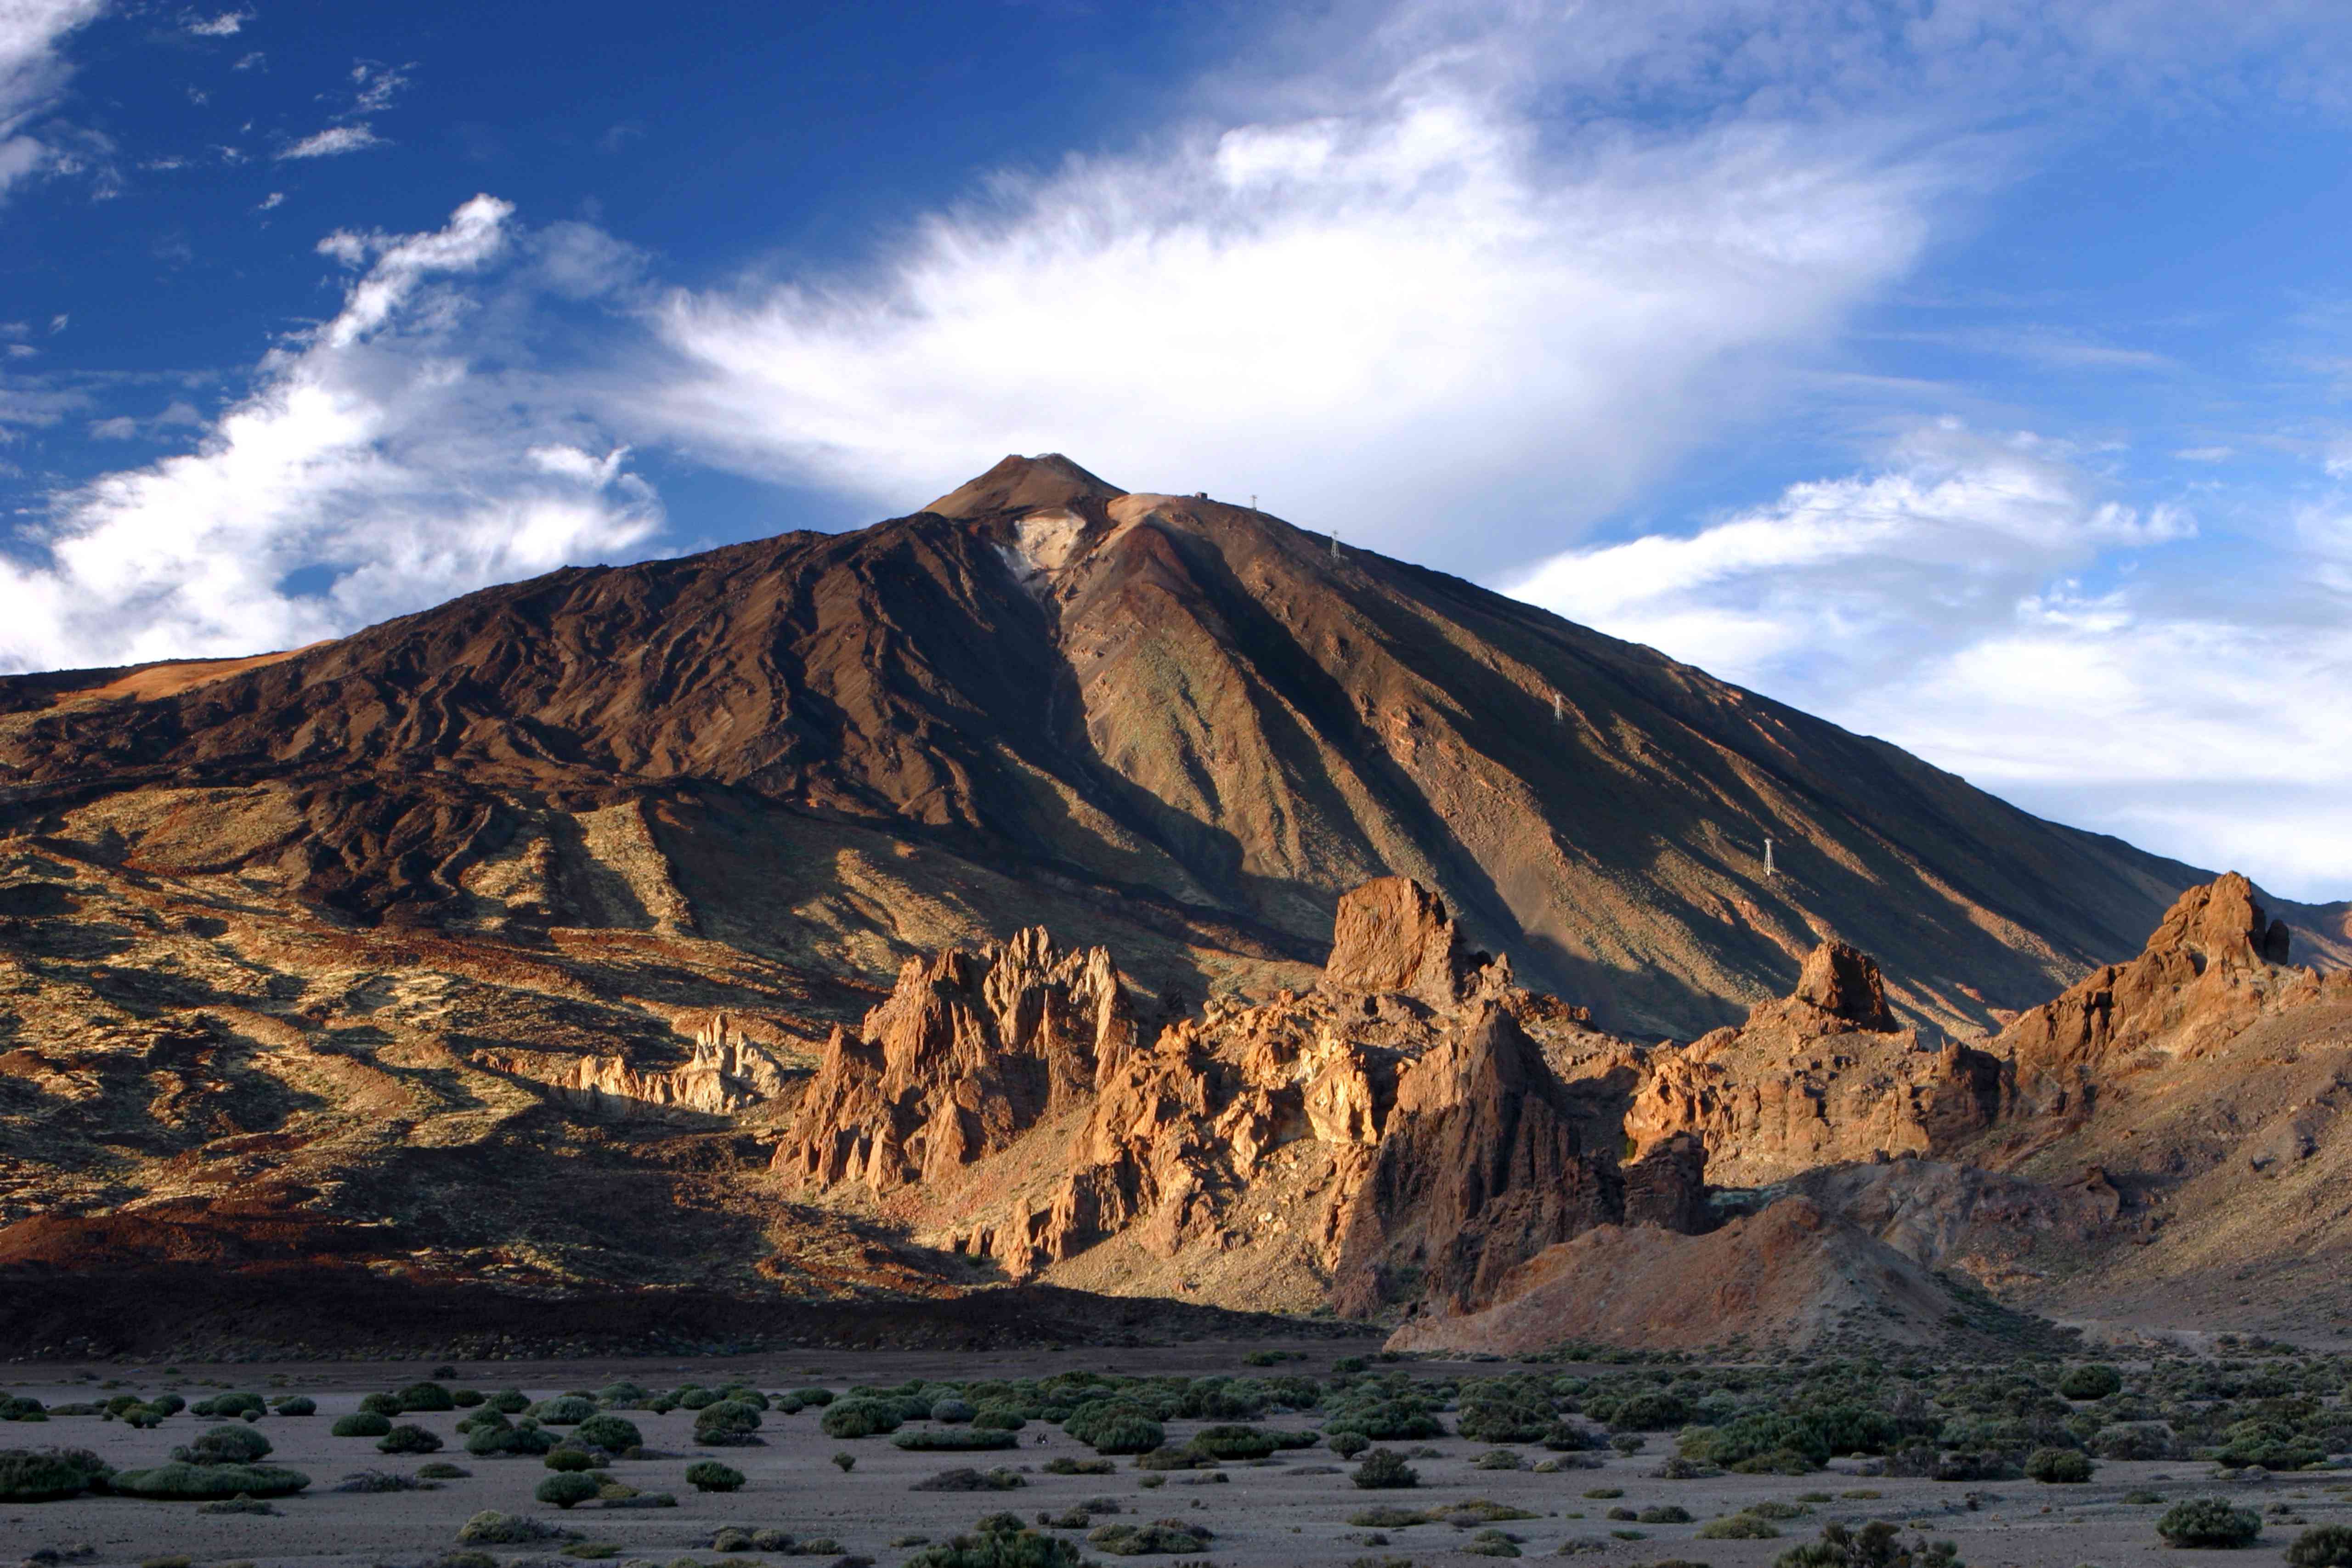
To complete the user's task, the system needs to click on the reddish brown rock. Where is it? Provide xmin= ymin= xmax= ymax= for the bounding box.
xmin=774 ymin=926 xmax=1135 ymax=1194
xmin=1323 ymin=877 xmax=1496 ymax=1007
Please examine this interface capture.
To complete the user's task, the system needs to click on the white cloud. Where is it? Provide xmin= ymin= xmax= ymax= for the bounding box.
xmin=0 ymin=0 xmax=109 ymax=204
xmin=1504 ymin=424 xmax=2352 ymax=899
xmin=255 ymin=189 xmax=281 ymax=210
xmin=277 ymin=123 xmax=383 ymax=160
xmin=644 ymin=90 xmax=1945 ymax=570
xmin=0 ymin=195 xmax=661 ymax=671
xmin=184 ymin=10 xmax=250 ymax=37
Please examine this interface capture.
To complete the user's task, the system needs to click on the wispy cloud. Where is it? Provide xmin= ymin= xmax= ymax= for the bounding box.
xmin=0 ymin=0 xmax=111 ymax=204
xmin=183 ymin=9 xmax=251 ymax=37
xmin=277 ymin=123 xmax=384 ymax=160
xmin=0 ymin=196 xmax=661 ymax=670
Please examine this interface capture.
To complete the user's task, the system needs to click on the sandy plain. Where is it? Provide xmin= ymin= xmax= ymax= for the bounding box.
xmin=2 ymin=1346 xmax=2343 ymax=1568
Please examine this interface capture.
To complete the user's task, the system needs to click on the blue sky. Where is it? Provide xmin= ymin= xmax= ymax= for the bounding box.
xmin=2 ymin=1 xmax=2349 ymax=900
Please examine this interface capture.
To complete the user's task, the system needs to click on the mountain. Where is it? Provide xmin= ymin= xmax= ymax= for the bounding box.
xmin=0 ymin=453 xmax=2345 ymax=1353
xmin=3 ymin=454 xmax=2336 ymax=1040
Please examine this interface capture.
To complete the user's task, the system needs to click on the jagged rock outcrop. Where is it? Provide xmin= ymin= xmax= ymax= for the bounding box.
xmin=1322 ymin=876 xmax=1503 ymax=1007
xmin=1622 ymin=939 xmax=2003 ymax=1188
xmin=1329 ymin=1003 xmax=1621 ymax=1315
xmin=1999 ymin=872 xmax=2306 ymax=1122
xmin=774 ymin=927 xmax=1136 ymax=1194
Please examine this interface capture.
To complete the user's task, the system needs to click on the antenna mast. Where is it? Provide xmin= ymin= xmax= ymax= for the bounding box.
xmin=1764 ymin=836 xmax=1776 ymax=879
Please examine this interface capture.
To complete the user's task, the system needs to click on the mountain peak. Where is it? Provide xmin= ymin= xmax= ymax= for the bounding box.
xmin=922 ymin=453 xmax=1127 ymax=520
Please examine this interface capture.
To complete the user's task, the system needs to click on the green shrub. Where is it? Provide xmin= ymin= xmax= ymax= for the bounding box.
xmin=1352 ymin=1447 xmax=1419 ymax=1489
xmin=1640 ymin=1506 xmax=1695 ymax=1524
xmin=1329 ymin=1431 xmax=1371 ymax=1459
xmin=378 ymin=1424 xmax=443 ymax=1456
xmin=108 ymin=1461 xmax=311 ymax=1500
xmin=191 ymin=1392 xmax=267 ymax=1419
xmin=932 ymin=1397 xmax=978 ymax=1423
xmin=534 ymin=1395 xmax=597 ymax=1426
xmin=685 ymin=1459 xmax=746 ymax=1492
xmin=482 ymin=1389 xmax=528 ymax=1414
xmin=1191 ymin=1424 xmax=1278 ymax=1460
xmin=418 ymin=1461 xmax=470 ymax=1479
xmin=973 ymin=1403 xmax=1028 ymax=1431
xmin=2058 ymin=1365 xmax=2123 ymax=1402
xmin=270 ymin=1396 xmax=316 ymax=1416
xmin=358 ymin=1392 xmax=404 ymax=1416
xmin=596 ymin=1381 xmax=649 ymax=1407
xmin=543 ymin=1448 xmax=597 ymax=1472
xmin=1088 ymin=1522 xmax=1211 ymax=1555
xmin=901 ymin=1514 xmax=1085 ymax=1567
xmin=1088 ymin=1415 xmax=1165 ymax=1456
xmin=0 ymin=1395 xmax=47 ymax=1421
xmin=396 ymin=1381 xmax=457 ymax=1411
xmin=794 ymin=1387 xmax=836 ymax=1407
xmin=821 ymin=1398 xmax=902 ymax=1438
xmin=536 ymin=1472 xmax=601 ymax=1509
xmin=2156 ymin=1498 xmax=2262 ymax=1548
xmin=175 ymin=1424 xmax=273 ymax=1465
xmin=332 ymin=1411 xmax=393 ymax=1438
xmin=1041 ymin=1456 xmax=1115 ymax=1475
xmin=1771 ymin=1520 xmax=1959 ymax=1568
xmin=896 ymin=1428 xmax=1018 ymax=1451
xmin=694 ymin=1401 xmax=764 ymax=1446
xmin=1701 ymin=1516 xmax=1781 ymax=1539
xmin=458 ymin=1509 xmax=572 ymax=1544
xmin=2286 ymin=1525 xmax=2352 ymax=1567
xmin=452 ymin=1389 xmax=486 ymax=1408
xmin=0 ymin=1449 xmax=97 ymax=1502
xmin=2023 ymin=1447 xmax=2092 ymax=1483
xmin=573 ymin=1414 xmax=641 ymax=1452
xmin=1612 ymin=1392 xmax=1693 ymax=1432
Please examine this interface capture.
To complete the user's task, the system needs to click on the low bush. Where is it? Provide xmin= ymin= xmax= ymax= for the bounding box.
xmin=974 ymin=1404 xmax=1029 ymax=1431
xmin=898 ymin=1428 xmax=1018 ymax=1452
xmin=418 ymin=1461 xmax=469 ymax=1479
xmin=396 ymin=1381 xmax=457 ymax=1411
xmin=533 ymin=1395 xmax=597 ymax=1426
xmin=452 ymin=1388 xmax=486 ymax=1408
xmin=902 ymin=1512 xmax=1084 ymax=1567
xmin=535 ymin=1472 xmax=601 ymax=1510
xmin=0 ymin=1448 xmax=99 ymax=1502
xmin=543 ymin=1448 xmax=597 ymax=1472
xmin=912 ymin=1466 xmax=1027 ymax=1492
xmin=1190 ymin=1424 xmax=1277 ymax=1460
xmin=1041 ymin=1456 xmax=1115 ymax=1475
xmin=331 ymin=1411 xmax=392 ymax=1439
xmin=2058 ymin=1365 xmax=2123 ymax=1402
xmin=1088 ymin=1415 xmax=1165 ymax=1455
xmin=2024 ymin=1447 xmax=2092 ymax=1483
xmin=191 ymin=1392 xmax=266 ymax=1419
xmin=572 ymin=1414 xmax=641 ymax=1453
xmin=795 ymin=1387 xmax=836 ymax=1407
xmin=1700 ymin=1516 xmax=1781 ymax=1540
xmin=333 ymin=1468 xmax=425 ymax=1492
xmin=933 ymin=1398 xmax=978 ymax=1424
xmin=458 ymin=1509 xmax=573 ymax=1544
xmin=270 ymin=1396 xmax=316 ymax=1416
xmin=684 ymin=1460 xmax=745 ymax=1492
xmin=1352 ymin=1448 xmax=1419 ymax=1489
xmin=358 ymin=1392 xmax=404 ymax=1416
xmin=694 ymin=1401 xmax=765 ymax=1446
xmin=1348 ymin=1505 xmax=1433 ymax=1527
xmin=486 ymin=1389 xmax=531 ymax=1414
xmin=174 ymin=1424 xmax=273 ymax=1465
xmin=2287 ymin=1525 xmax=2352 ymax=1568
xmin=1329 ymin=1432 xmax=1371 ymax=1459
xmin=2156 ymin=1498 xmax=2262 ymax=1549
xmin=1771 ymin=1520 xmax=1959 ymax=1568
xmin=108 ymin=1462 xmax=311 ymax=1500
xmin=1640 ymin=1506 xmax=1695 ymax=1524
xmin=821 ymin=1397 xmax=903 ymax=1439
xmin=378 ymin=1424 xmax=443 ymax=1456
xmin=1088 ymin=1522 xmax=1210 ymax=1555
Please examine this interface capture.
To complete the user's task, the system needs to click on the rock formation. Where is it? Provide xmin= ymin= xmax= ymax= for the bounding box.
xmin=1621 ymin=939 xmax=2004 ymax=1188
xmin=774 ymin=928 xmax=1136 ymax=1194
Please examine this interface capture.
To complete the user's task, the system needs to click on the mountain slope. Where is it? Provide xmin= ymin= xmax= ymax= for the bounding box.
xmin=5 ymin=453 xmax=2331 ymax=1039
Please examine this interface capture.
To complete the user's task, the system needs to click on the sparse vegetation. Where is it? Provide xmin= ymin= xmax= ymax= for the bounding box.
xmin=1351 ymin=1447 xmax=1419 ymax=1489
xmin=2155 ymin=1498 xmax=2262 ymax=1548
xmin=535 ymin=1472 xmax=602 ymax=1510
xmin=684 ymin=1460 xmax=746 ymax=1492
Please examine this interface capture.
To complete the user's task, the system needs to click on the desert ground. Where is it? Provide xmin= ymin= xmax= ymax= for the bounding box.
xmin=4 ymin=1343 xmax=2345 ymax=1568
